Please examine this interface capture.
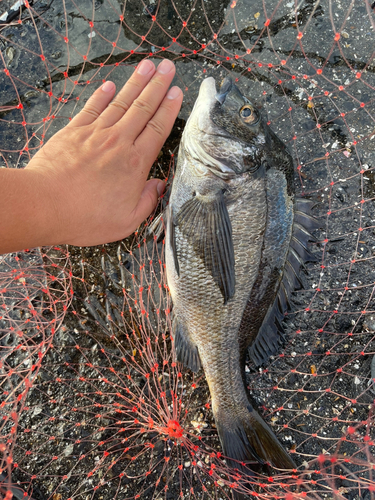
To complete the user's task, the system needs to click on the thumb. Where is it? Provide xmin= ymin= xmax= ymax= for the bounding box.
xmin=131 ymin=179 xmax=165 ymax=228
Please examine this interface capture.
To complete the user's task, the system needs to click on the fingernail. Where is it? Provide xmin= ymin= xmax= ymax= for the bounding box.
xmin=166 ymin=86 xmax=182 ymax=100
xmin=157 ymin=59 xmax=174 ymax=74
xmin=137 ymin=59 xmax=154 ymax=76
xmin=101 ymin=81 xmax=115 ymax=93
xmin=157 ymin=181 xmax=165 ymax=197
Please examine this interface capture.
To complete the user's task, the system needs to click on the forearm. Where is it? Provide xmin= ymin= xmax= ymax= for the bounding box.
xmin=0 ymin=168 xmax=59 ymax=254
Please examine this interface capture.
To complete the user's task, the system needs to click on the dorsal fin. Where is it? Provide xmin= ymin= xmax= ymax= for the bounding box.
xmin=249 ymin=198 xmax=320 ymax=367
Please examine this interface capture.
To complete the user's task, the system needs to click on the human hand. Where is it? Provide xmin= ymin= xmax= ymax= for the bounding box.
xmin=26 ymin=58 xmax=182 ymax=247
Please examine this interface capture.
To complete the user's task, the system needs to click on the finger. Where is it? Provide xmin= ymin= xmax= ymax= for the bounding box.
xmin=128 ymin=179 xmax=165 ymax=232
xmin=70 ymin=81 xmax=116 ymax=127
xmin=135 ymin=86 xmax=183 ymax=164
xmin=120 ymin=59 xmax=177 ymax=142
xmin=98 ymin=59 xmax=156 ymax=128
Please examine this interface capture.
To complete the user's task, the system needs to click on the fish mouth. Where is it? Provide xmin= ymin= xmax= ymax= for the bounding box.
xmin=215 ymin=77 xmax=233 ymax=105
xmin=197 ymin=76 xmax=237 ymax=109
xmin=196 ymin=77 xmax=233 ymax=107
xmin=215 ymin=77 xmax=250 ymax=107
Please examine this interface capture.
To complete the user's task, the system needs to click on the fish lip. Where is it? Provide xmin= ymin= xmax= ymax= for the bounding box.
xmin=215 ymin=77 xmax=233 ymax=105
xmin=197 ymin=77 xmax=217 ymax=102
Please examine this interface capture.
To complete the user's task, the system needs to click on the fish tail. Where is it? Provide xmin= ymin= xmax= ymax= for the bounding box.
xmin=215 ymin=403 xmax=296 ymax=471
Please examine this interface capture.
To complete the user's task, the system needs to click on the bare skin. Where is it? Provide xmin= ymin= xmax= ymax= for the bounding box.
xmin=0 ymin=59 xmax=183 ymax=254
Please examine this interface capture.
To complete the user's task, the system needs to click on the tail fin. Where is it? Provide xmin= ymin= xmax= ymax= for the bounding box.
xmin=215 ymin=403 xmax=296 ymax=471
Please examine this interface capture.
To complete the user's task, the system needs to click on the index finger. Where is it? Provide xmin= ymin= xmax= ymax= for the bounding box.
xmin=135 ymin=86 xmax=183 ymax=166
xmin=119 ymin=59 xmax=177 ymax=142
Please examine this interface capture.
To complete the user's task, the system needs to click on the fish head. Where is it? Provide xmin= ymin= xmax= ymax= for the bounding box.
xmin=182 ymin=77 xmax=269 ymax=180
xmin=213 ymin=76 xmax=262 ymax=134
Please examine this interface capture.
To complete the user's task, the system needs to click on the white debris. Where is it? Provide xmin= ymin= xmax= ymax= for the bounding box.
xmin=191 ymin=420 xmax=208 ymax=432
xmin=63 ymin=444 xmax=74 ymax=457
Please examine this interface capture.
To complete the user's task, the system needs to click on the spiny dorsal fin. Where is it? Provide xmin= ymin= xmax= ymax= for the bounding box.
xmin=249 ymin=198 xmax=321 ymax=366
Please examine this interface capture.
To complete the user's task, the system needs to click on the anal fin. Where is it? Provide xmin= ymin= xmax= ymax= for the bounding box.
xmin=173 ymin=316 xmax=201 ymax=372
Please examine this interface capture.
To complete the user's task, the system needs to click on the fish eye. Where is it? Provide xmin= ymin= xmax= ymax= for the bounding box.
xmin=240 ymin=104 xmax=258 ymax=124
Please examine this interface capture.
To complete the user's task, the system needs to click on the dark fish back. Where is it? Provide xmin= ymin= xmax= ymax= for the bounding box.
xmin=244 ymin=193 xmax=320 ymax=366
xmin=236 ymin=125 xmax=320 ymax=366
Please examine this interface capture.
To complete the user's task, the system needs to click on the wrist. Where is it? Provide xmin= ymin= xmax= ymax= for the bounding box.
xmin=0 ymin=166 xmax=63 ymax=253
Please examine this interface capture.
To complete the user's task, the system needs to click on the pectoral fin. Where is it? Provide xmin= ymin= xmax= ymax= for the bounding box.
xmin=175 ymin=194 xmax=235 ymax=303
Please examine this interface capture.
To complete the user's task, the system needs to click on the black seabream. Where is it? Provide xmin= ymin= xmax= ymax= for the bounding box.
xmin=160 ymin=77 xmax=318 ymax=470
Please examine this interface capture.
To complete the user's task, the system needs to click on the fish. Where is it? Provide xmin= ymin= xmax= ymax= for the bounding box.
xmin=158 ymin=76 xmax=318 ymax=471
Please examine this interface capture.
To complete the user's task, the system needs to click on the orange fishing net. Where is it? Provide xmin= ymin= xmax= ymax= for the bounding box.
xmin=1 ymin=1 xmax=375 ymax=498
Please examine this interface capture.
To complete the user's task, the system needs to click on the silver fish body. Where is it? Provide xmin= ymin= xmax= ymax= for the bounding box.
xmin=163 ymin=77 xmax=317 ymax=470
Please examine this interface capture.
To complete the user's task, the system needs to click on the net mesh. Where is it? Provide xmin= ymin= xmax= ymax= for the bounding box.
xmin=1 ymin=0 xmax=375 ymax=498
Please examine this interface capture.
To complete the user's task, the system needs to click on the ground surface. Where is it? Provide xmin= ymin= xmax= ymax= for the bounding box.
xmin=1 ymin=1 xmax=375 ymax=499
